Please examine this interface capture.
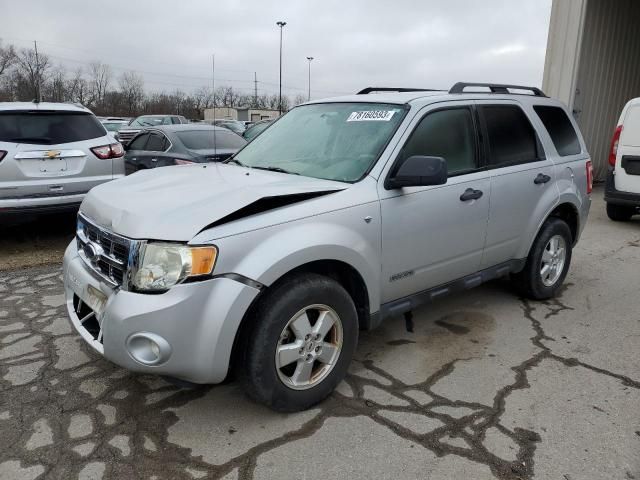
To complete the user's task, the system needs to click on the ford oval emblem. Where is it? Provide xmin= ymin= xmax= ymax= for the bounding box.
xmin=83 ymin=242 xmax=104 ymax=265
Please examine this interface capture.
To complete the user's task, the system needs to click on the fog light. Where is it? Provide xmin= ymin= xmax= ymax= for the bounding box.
xmin=126 ymin=332 xmax=172 ymax=366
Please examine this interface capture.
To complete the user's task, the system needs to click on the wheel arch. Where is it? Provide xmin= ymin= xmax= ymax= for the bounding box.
xmin=228 ymin=258 xmax=373 ymax=379
xmin=520 ymin=200 xmax=580 ymax=262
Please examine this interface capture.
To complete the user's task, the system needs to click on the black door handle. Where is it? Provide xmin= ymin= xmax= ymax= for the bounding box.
xmin=460 ymin=188 xmax=483 ymax=201
xmin=534 ymin=173 xmax=551 ymax=184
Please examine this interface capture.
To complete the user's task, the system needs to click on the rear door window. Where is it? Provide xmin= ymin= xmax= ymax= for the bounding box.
xmin=480 ymin=105 xmax=541 ymax=166
xmin=145 ymin=133 xmax=168 ymax=151
xmin=0 ymin=111 xmax=106 ymax=145
xmin=533 ymin=106 xmax=581 ymax=156
xmin=127 ymin=133 xmax=150 ymax=150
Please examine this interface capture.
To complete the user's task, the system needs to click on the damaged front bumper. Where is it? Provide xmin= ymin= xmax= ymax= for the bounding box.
xmin=62 ymin=241 xmax=260 ymax=384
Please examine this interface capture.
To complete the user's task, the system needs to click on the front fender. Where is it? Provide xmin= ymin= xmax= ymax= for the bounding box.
xmin=210 ymin=205 xmax=382 ymax=312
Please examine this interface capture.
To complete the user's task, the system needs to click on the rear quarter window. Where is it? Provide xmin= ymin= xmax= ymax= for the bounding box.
xmin=533 ymin=105 xmax=581 ymax=156
xmin=0 ymin=111 xmax=106 ymax=145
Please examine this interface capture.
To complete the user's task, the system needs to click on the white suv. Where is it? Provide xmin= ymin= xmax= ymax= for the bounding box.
xmin=0 ymin=102 xmax=124 ymax=216
xmin=605 ymin=97 xmax=640 ymax=220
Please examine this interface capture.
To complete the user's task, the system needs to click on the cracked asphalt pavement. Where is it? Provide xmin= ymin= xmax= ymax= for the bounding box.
xmin=0 ymin=190 xmax=639 ymax=480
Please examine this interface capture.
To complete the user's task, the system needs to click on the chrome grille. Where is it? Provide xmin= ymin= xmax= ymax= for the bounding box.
xmin=76 ymin=214 xmax=134 ymax=288
xmin=116 ymin=129 xmax=140 ymax=145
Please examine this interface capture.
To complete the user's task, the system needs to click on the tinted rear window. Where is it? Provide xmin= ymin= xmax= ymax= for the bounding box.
xmin=481 ymin=105 xmax=539 ymax=166
xmin=176 ymin=130 xmax=246 ymax=150
xmin=534 ymin=106 xmax=581 ymax=156
xmin=0 ymin=111 xmax=106 ymax=145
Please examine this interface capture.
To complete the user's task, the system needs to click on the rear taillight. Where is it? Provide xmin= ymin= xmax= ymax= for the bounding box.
xmin=91 ymin=143 xmax=125 ymax=160
xmin=0 ymin=150 xmax=6 ymax=162
xmin=586 ymin=159 xmax=593 ymax=194
xmin=174 ymin=159 xmax=195 ymax=165
xmin=608 ymin=125 xmax=622 ymax=167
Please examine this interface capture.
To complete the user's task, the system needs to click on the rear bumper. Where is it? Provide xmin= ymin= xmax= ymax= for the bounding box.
xmin=604 ymin=170 xmax=640 ymax=207
xmin=0 ymin=195 xmax=84 ymax=216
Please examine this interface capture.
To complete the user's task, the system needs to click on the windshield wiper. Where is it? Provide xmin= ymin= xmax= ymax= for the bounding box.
xmin=252 ymin=166 xmax=299 ymax=175
xmin=223 ymin=158 xmax=245 ymax=167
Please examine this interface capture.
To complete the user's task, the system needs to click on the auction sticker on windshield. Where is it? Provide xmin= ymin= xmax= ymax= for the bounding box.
xmin=347 ymin=110 xmax=396 ymax=122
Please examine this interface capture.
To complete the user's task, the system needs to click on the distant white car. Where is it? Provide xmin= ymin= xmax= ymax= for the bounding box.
xmin=605 ymin=98 xmax=640 ymax=221
xmin=0 ymin=102 xmax=125 ymax=216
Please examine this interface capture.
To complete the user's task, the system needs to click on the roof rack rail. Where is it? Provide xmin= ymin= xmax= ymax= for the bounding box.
xmin=449 ymin=82 xmax=546 ymax=97
xmin=357 ymin=87 xmax=442 ymax=95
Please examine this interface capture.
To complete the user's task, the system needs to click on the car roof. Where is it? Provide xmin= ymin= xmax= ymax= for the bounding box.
xmin=0 ymin=101 xmax=92 ymax=113
xmin=148 ymin=124 xmax=230 ymax=133
xmin=305 ymin=91 xmax=566 ymax=109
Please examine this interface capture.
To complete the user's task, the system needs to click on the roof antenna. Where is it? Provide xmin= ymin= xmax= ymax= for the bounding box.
xmin=212 ymin=53 xmax=217 ymax=160
xmin=33 ymin=40 xmax=41 ymax=103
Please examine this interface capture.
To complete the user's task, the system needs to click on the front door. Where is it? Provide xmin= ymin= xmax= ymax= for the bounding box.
xmin=379 ymin=104 xmax=490 ymax=303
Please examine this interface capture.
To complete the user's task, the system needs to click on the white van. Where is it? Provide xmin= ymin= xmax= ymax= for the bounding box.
xmin=605 ymin=98 xmax=640 ymax=221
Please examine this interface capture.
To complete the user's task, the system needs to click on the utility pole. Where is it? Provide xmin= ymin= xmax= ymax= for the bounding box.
xmin=276 ymin=21 xmax=287 ymax=114
xmin=306 ymin=56 xmax=314 ymax=101
xmin=254 ymin=71 xmax=258 ymax=107
xmin=33 ymin=40 xmax=41 ymax=102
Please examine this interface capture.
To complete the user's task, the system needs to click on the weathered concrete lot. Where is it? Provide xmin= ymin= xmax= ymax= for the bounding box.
xmin=0 ymin=190 xmax=639 ymax=480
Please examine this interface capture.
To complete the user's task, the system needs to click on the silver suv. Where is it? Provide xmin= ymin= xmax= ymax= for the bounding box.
xmin=0 ymin=102 xmax=124 ymax=215
xmin=63 ymin=83 xmax=592 ymax=412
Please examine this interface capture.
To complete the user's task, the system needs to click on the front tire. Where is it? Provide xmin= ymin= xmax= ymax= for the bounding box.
xmin=606 ymin=203 xmax=635 ymax=222
xmin=238 ymin=273 xmax=358 ymax=412
xmin=512 ymin=218 xmax=573 ymax=300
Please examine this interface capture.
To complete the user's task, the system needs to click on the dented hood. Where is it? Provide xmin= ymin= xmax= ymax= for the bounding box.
xmin=80 ymin=163 xmax=347 ymax=241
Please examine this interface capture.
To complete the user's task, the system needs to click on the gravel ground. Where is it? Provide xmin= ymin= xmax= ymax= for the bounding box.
xmin=0 ymin=189 xmax=639 ymax=480
xmin=0 ymin=211 xmax=76 ymax=272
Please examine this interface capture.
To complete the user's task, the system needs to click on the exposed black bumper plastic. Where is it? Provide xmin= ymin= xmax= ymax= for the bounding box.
xmin=604 ymin=169 xmax=640 ymax=207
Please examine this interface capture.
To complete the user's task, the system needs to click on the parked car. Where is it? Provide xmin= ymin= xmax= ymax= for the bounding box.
xmin=100 ymin=118 xmax=129 ymax=140
xmin=243 ymin=119 xmax=273 ymax=142
xmin=124 ymin=124 xmax=246 ymax=174
xmin=117 ymin=114 xmax=189 ymax=146
xmin=213 ymin=119 xmax=246 ymax=135
xmin=63 ymin=82 xmax=591 ymax=412
xmin=604 ymin=97 xmax=640 ymax=221
xmin=0 ymin=102 xmax=124 ymax=216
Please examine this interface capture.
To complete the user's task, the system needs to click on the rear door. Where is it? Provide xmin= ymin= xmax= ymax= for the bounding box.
xmin=617 ymin=104 xmax=640 ymax=194
xmin=0 ymin=110 xmax=113 ymax=200
xmin=135 ymin=131 xmax=174 ymax=168
xmin=477 ymin=101 xmax=559 ymax=268
xmin=123 ymin=133 xmax=150 ymax=173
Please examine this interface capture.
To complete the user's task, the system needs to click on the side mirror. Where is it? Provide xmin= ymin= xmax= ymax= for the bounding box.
xmin=385 ymin=155 xmax=448 ymax=189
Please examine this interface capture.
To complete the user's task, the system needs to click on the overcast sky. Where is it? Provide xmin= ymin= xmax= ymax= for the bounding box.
xmin=3 ymin=0 xmax=552 ymax=99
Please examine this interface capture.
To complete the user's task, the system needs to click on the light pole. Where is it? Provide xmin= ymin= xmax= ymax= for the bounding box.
xmin=306 ymin=56 xmax=314 ymax=101
xmin=276 ymin=21 xmax=287 ymax=114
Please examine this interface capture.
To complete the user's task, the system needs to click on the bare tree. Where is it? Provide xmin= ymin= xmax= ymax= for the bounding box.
xmin=45 ymin=65 xmax=67 ymax=102
xmin=89 ymin=61 xmax=111 ymax=108
xmin=15 ymin=47 xmax=50 ymax=101
xmin=119 ymin=71 xmax=144 ymax=115
xmin=66 ymin=68 xmax=89 ymax=105
xmin=292 ymin=93 xmax=307 ymax=106
xmin=192 ymin=86 xmax=213 ymax=117
xmin=0 ymin=40 xmax=16 ymax=78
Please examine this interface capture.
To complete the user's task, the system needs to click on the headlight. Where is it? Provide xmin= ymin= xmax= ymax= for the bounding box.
xmin=132 ymin=243 xmax=217 ymax=291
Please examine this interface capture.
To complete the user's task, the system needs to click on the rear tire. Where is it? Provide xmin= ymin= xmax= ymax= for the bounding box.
xmin=237 ymin=273 xmax=358 ymax=412
xmin=606 ymin=203 xmax=635 ymax=222
xmin=512 ymin=218 xmax=573 ymax=300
